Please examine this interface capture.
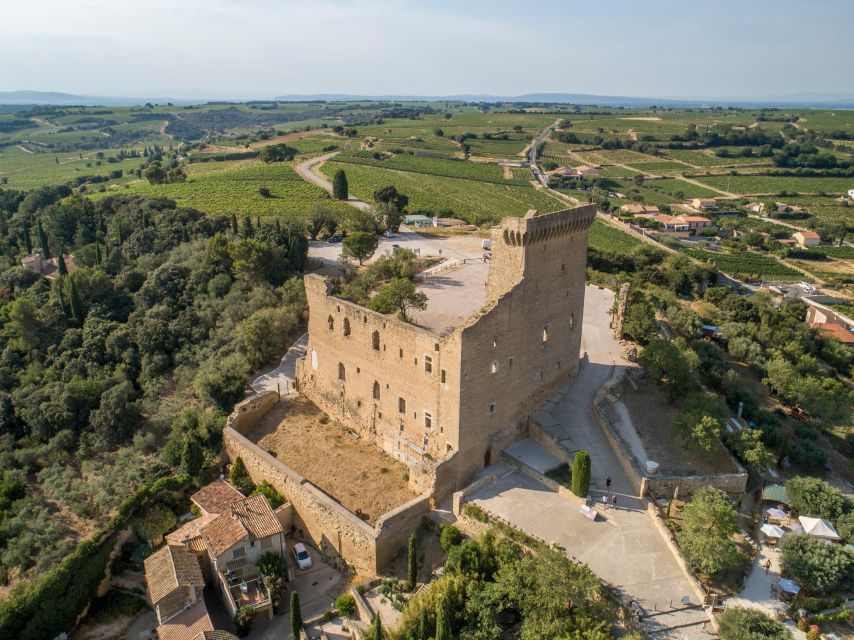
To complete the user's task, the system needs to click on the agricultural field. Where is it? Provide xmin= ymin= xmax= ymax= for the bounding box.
xmin=321 ymin=160 xmax=564 ymax=222
xmin=94 ymin=159 xmax=352 ymax=219
xmin=0 ymin=145 xmax=147 ymax=189
xmin=588 ymin=217 xmax=645 ymax=253
xmin=627 ymin=161 xmax=693 ymax=174
xmin=642 ymin=177 xmax=725 ymax=199
xmin=660 ymin=149 xmax=773 ymax=167
xmin=695 ymin=174 xmax=854 ymax=196
xmin=685 ymin=248 xmax=804 ymax=281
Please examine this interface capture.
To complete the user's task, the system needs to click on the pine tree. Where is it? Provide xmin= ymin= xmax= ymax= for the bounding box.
xmin=69 ymin=279 xmax=84 ymax=324
xmin=407 ymin=533 xmax=418 ymax=590
xmin=57 ymin=251 xmax=68 ymax=277
xmin=332 ymin=169 xmax=348 ymax=200
xmin=22 ymin=227 xmax=32 ymax=253
xmin=37 ymin=221 xmax=50 ymax=257
xmin=290 ymin=591 xmax=302 ymax=638
xmin=231 ymin=213 xmax=238 ymax=235
xmin=435 ymin=596 xmax=451 ymax=640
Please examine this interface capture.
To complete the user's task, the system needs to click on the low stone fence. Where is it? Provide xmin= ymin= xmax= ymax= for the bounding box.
xmin=593 ymin=369 xmax=748 ymax=498
xmin=498 ymin=450 xmax=585 ymax=506
xmin=528 ymin=419 xmax=572 ymax=467
xmin=451 ymin=472 xmax=498 ymax=516
xmin=224 ymin=392 xmax=431 ymax=576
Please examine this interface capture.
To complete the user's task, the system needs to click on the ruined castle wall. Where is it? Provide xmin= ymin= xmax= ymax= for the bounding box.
xmin=297 ymin=275 xmax=463 ymax=464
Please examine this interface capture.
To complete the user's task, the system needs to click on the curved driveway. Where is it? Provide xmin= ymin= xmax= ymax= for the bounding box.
xmin=294 ymin=152 xmax=370 ymax=210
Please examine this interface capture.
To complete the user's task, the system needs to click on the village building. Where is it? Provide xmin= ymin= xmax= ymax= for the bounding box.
xmin=144 ymin=544 xmax=206 ymax=627
xmin=792 ymin=230 xmax=821 ymax=247
xmin=20 ymin=252 xmax=77 ymax=280
xmin=619 ymin=204 xmax=659 ymax=215
xmin=634 ymin=212 xmax=712 ymax=236
xmin=573 ymin=165 xmax=599 ymax=176
xmin=689 ymin=197 xmax=717 ymax=211
xmin=546 ymin=166 xmax=579 ymax=178
xmin=805 ymin=301 xmax=854 ymax=344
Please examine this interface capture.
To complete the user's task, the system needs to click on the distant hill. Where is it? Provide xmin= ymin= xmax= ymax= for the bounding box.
xmin=2 ymin=89 xmax=853 ymax=109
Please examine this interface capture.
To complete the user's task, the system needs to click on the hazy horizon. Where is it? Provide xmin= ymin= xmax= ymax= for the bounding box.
xmin=1 ymin=0 xmax=853 ymax=99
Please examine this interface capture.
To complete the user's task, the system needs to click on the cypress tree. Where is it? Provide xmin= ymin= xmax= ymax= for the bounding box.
xmin=37 ymin=221 xmax=50 ymax=257
xmin=241 ymin=216 xmax=254 ymax=238
xmin=56 ymin=283 xmax=69 ymax=318
xmin=231 ymin=213 xmax=238 ymax=235
xmin=290 ymin=591 xmax=302 ymax=638
xmin=417 ymin=606 xmax=430 ymax=640
xmin=370 ymin=614 xmax=385 ymax=640
xmin=0 ymin=210 xmax=7 ymax=237
xmin=22 ymin=227 xmax=32 ymax=253
xmin=435 ymin=596 xmax=451 ymax=640
xmin=57 ymin=251 xmax=68 ymax=277
xmin=332 ymin=169 xmax=348 ymax=200
xmin=571 ymin=450 xmax=591 ymax=497
xmin=95 ymin=242 xmax=102 ymax=264
xmin=407 ymin=533 xmax=418 ymax=590
xmin=69 ymin=279 xmax=84 ymax=324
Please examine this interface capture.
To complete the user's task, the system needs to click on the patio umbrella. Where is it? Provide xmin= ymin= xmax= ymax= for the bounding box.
xmin=767 ymin=508 xmax=788 ymax=519
xmin=761 ymin=524 xmax=786 ymax=538
xmin=778 ymin=578 xmax=801 ymax=594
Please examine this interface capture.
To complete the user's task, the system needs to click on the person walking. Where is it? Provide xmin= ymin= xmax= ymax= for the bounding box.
xmin=764 ymin=559 xmax=771 ymax=574
xmin=611 ymin=494 xmax=618 ymax=510
xmin=606 ymin=476 xmax=612 ymax=489
xmin=601 ymin=495 xmax=608 ymax=509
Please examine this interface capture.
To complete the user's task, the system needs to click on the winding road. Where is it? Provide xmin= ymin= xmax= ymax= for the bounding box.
xmin=294 ymin=152 xmax=370 ymax=211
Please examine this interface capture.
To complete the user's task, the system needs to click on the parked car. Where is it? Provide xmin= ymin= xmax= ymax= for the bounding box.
xmin=292 ymin=542 xmax=313 ymax=570
xmin=327 ymin=235 xmax=343 ymax=243
xmin=383 ymin=230 xmax=395 ymax=238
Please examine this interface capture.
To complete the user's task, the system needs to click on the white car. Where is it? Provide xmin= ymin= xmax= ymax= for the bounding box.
xmin=292 ymin=542 xmax=312 ymax=570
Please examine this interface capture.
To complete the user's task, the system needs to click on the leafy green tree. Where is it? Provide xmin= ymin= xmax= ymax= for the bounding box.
xmin=718 ymin=607 xmax=791 ymax=640
xmin=369 ymin=278 xmax=427 ymax=322
xmin=89 ymin=380 xmax=139 ymax=447
xmin=677 ymin=487 xmax=740 ymax=577
xmin=193 ymin=353 xmax=250 ymax=411
xmin=571 ymin=450 xmax=590 ymax=497
xmin=342 ymin=231 xmax=379 ymax=265
xmin=622 ymin=299 xmax=658 ymax=344
xmin=134 ymin=504 xmax=176 ymax=547
xmin=673 ymin=413 xmax=722 ymax=453
xmin=252 ymin=481 xmax=285 ymax=509
xmin=142 ymin=163 xmax=166 ymax=185
xmin=179 ymin=433 xmax=205 ymax=477
xmin=641 ymin=337 xmax=699 ymax=401
xmin=239 ymin=307 xmax=299 ymax=369
xmin=372 ymin=202 xmax=404 ymax=232
xmin=725 ymin=428 xmax=774 ymax=471
xmin=335 ymin=593 xmax=356 ymax=616
xmin=835 ymin=511 xmax=854 ymax=543
xmin=780 ymin=533 xmax=854 ymax=594
xmin=258 ymin=143 xmax=297 ymax=163
xmin=332 ymin=169 xmax=348 ymax=200
xmin=373 ymin=185 xmax=409 ymax=211
xmin=290 ymin=591 xmax=303 ymax=637
xmin=439 ymin=525 xmax=462 ymax=551
xmin=407 ymin=533 xmax=418 ymax=590
xmin=785 ymin=477 xmax=847 ymax=521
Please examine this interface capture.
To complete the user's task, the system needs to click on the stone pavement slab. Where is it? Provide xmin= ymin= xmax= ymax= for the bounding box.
xmin=503 ymin=438 xmax=562 ymax=474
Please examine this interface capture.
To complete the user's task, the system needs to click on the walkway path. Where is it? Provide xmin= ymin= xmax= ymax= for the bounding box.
xmin=469 ymin=286 xmax=710 ymax=638
xmin=294 ymin=152 xmax=370 ymax=210
xmin=250 ymin=333 xmax=308 ymax=396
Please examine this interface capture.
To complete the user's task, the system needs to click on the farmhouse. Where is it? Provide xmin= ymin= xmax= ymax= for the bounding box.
xmin=574 ymin=165 xmax=599 ymax=175
xmin=20 ymin=252 xmax=77 ymax=280
xmin=546 ymin=166 xmax=579 ymax=178
xmin=805 ymin=301 xmax=854 ymax=344
xmin=619 ymin=204 xmax=659 ymax=215
xmin=792 ymin=230 xmax=821 ymax=247
xmin=847 ymin=188 xmax=854 ymax=199
xmin=635 ymin=212 xmax=712 ymax=236
xmin=689 ymin=198 xmax=717 ymax=210
xmin=144 ymin=544 xmax=206 ymax=628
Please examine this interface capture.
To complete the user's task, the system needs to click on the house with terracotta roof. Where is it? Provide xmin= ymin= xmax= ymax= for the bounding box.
xmin=545 ymin=166 xmax=579 ymax=178
xmin=680 ymin=215 xmax=713 ymax=233
xmin=20 ymin=252 xmax=77 ymax=280
xmin=806 ymin=302 xmax=854 ymax=344
xmin=144 ymin=544 xmax=206 ymax=626
xmin=191 ymin=479 xmax=245 ymax=516
xmin=792 ymin=230 xmax=820 ymax=248
xmin=619 ymin=204 xmax=659 ymax=216
xmin=153 ymin=600 xmax=214 ymax=640
xmin=573 ymin=165 xmax=599 ymax=176
xmin=200 ymin=492 xmax=285 ymax=621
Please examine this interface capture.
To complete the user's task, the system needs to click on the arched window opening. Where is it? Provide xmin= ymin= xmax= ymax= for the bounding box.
xmin=338 ymin=363 xmax=346 ymax=381
xmin=327 ymin=315 xmax=334 ymax=331
xmin=372 ymin=330 xmax=380 ymax=351
xmin=372 ymin=381 xmax=380 ymax=401
xmin=343 ymin=317 xmax=351 ymax=337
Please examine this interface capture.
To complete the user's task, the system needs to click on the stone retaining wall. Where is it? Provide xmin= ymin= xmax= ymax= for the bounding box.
xmin=498 ymin=450 xmax=585 ymax=505
xmin=223 ymin=393 xmax=431 ymax=576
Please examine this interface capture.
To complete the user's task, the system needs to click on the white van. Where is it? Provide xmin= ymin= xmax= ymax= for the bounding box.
xmin=481 ymin=239 xmax=491 ymax=251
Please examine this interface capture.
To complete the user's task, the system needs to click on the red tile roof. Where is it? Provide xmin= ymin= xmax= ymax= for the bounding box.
xmin=165 ymin=513 xmax=218 ymax=546
xmin=812 ymin=322 xmax=854 ymax=344
xmin=191 ymin=480 xmax=244 ymax=516
xmin=155 ymin=600 xmax=213 ymax=640
xmin=200 ymin=494 xmax=283 ymax=558
xmin=144 ymin=545 xmax=204 ymax=605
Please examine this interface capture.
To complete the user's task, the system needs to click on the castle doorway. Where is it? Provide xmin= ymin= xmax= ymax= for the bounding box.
xmin=484 ymin=448 xmax=492 ymax=467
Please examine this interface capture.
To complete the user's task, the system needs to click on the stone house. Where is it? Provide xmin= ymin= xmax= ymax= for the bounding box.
xmin=792 ymin=230 xmax=820 ymax=247
xmin=296 ymin=205 xmax=596 ymax=499
xmin=20 ymin=253 xmax=77 ymax=280
xmin=200 ymin=493 xmax=285 ymax=621
xmin=143 ymin=544 xmax=206 ymax=626
xmin=689 ymin=198 xmax=717 ymax=210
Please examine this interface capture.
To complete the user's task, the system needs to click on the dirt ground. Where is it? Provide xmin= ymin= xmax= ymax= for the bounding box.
xmin=616 ymin=378 xmax=739 ymax=476
xmin=246 ymin=398 xmax=416 ymax=524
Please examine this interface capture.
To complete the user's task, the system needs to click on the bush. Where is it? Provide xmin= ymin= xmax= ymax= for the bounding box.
xmin=789 ymin=440 xmax=828 ymax=470
xmin=252 ymin=480 xmax=285 ymax=509
xmin=229 ymin=457 xmax=255 ymax=495
xmin=256 ymin=551 xmax=285 ymax=577
xmin=571 ymin=450 xmax=591 ymax=497
xmin=235 ymin=605 xmax=255 ymax=637
xmin=439 ymin=525 xmax=463 ymax=551
xmin=335 ymin=593 xmax=356 ymax=616
xmin=718 ymin=606 xmax=791 ymax=640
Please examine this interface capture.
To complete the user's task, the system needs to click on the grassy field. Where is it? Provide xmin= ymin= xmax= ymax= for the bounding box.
xmin=685 ymin=248 xmax=804 ymax=281
xmin=0 ymin=145 xmax=147 ymax=189
xmin=321 ymin=160 xmax=564 ymax=222
xmin=94 ymin=160 xmax=352 ymax=219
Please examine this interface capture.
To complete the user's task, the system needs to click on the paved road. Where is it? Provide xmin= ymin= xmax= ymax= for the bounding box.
xmin=251 ymin=333 xmax=308 ymax=396
xmin=528 ymin=119 xmax=561 ymax=185
xmin=469 ymin=285 xmax=710 ymax=638
xmin=294 ymin=152 xmax=370 ymax=210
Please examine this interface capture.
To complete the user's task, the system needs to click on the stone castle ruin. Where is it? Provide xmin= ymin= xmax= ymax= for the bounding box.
xmin=296 ymin=205 xmax=596 ymax=500
xmin=224 ymin=205 xmax=596 ymax=574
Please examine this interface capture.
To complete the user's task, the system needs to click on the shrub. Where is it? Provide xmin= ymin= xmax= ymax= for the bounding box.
xmin=718 ymin=606 xmax=791 ymax=640
xmin=235 ymin=605 xmax=255 ymax=637
xmin=336 ymin=593 xmax=356 ymax=616
xmin=229 ymin=457 xmax=255 ymax=495
xmin=789 ymin=440 xmax=828 ymax=470
xmin=252 ymin=480 xmax=285 ymax=509
xmin=439 ymin=525 xmax=463 ymax=551
xmin=256 ymin=551 xmax=285 ymax=577
xmin=571 ymin=450 xmax=591 ymax=497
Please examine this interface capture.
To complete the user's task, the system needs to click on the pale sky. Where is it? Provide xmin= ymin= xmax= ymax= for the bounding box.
xmin=1 ymin=0 xmax=852 ymax=99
